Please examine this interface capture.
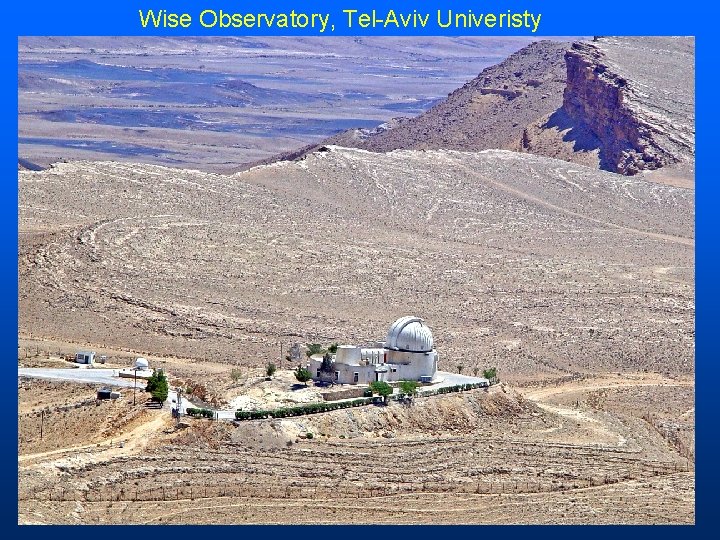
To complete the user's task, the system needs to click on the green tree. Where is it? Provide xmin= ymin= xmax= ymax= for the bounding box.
xmin=266 ymin=363 xmax=277 ymax=378
xmin=145 ymin=371 xmax=158 ymax=394
xmin=306 ymin=343 xmax=324 ymax=358
xmin=294 ymin=366 xmax=312 ymax=386
xmin=369 ymin=381 xmax=393 ymax=404
xmin=472 ymin=366 xmax=480 ymax=377
xmin=457 ymin=364 xmax=464 ymax=375
xmin=483 ymin=367 xmax=498 ymax=383
xmin=399 ymin=380 xmax=418 ymax=397
xmin=327 ymin=343 xmax=339 ymax=354
xmin=320 ymin=352 xmax=335 ymax=384
xmin=146 ymin=370 xmax=168 ymax=403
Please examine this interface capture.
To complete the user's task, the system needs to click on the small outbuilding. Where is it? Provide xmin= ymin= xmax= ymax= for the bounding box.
xmin=134 ymin=357 xmax=149 ymax=370
xmin=75 ymin=351 xmax=96 ymax=364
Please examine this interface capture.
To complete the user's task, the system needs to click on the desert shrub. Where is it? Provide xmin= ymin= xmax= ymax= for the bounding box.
xmin=266 ymin=363 xmax=277 ymax=378
xmin=306 ymin=432 xmax=314 ymax=439
xmin=305 ymin=343 xmax=324 ymax=357
xmin=399 ymin=380 xmax=419 ymax=396
xmin=230 ymin=368 xmax=243 ymax=383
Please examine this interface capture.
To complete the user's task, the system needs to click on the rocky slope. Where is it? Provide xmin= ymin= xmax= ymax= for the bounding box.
xmin=524 ymin=37 xmax=695 ymax=176
xmin=281 ymin=37 xmax=694 ymax=179
xmin=265 ymin=40 xmax=570 ymax=164
xmin=19 ymin=147 xmax=694 ymax=380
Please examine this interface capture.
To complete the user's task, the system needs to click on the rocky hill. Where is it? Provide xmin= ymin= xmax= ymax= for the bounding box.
xmin=19 ymin=147 xmax=694 ymax=381
xmin=523 ymin=37 xmax=695 ymax=177
xmin=282 ymin=37 xmax=694 ymax=179
xmin=264 ymin=40 xmax=570 ymax=165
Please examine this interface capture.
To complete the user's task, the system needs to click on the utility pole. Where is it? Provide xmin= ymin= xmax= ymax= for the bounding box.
xmin=40 ymin=409 xmax=44 ymax=440
xmin=176 ymin=387 xmax=183 ymax=425
xmin=133 ymin=368 xmax=138 ymax=405
xmin=280 ymin=342 xmax=283 ymax=368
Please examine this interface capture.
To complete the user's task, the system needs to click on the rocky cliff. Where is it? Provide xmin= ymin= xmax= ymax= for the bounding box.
xmin=270 ymin=37 xmax=694 ymax=179
xmin=560 ymin=38 xmax=694 ymax=175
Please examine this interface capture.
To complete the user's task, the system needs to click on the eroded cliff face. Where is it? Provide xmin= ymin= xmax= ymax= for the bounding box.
xmin=271 ymin=37 xmax=693 ymax=179
xmin=562 ymin=40 xmax=692 ymax=175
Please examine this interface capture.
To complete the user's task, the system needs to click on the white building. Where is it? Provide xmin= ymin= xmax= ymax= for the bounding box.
xmin=134 ymin=357 xmax=149 ymax=370
xmin=307 ymin=316 xmax=439 ymax=385
xmin=75 ymin=351 xmax=96 ymax=364
xmin=118 ymin=357 xmax=155 ymax=380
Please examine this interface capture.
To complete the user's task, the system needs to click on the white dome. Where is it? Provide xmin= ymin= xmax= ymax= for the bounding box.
xmin=134 ymin=357 xmax=149 ymax=370
xmin=385 ymin=316 xmax=434 ymax=352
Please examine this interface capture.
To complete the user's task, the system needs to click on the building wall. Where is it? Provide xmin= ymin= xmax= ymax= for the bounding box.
xmin=308 ymin=347 xmax=438 ymax=385
xmin=386 ymin=350 xmax=438 ymax=379
xmin=75 ymin=352 xmax=95 ymax=364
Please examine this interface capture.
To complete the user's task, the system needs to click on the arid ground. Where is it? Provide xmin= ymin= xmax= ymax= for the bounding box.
xmin=18 ymin=37 xmax=694 ymax=525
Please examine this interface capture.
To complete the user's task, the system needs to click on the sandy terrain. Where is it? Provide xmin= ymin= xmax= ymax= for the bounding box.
xmin=17 ymin=37 xmax=694 ymax=525
xmin=19 ymin=148 xmax=694 ymax=386
xmin=18 ymin=375 xmax=693 ymax=524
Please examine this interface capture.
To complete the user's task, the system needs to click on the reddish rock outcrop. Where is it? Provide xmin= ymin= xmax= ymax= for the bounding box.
xmin=562 ymin=39 xmax=694 ymax=175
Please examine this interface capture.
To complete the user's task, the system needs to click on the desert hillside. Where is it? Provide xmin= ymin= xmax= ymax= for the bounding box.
xmin=19 ymin=146 xmax=694 ymax=382
xmin=18 ymin=36 xmax=695 ymax=526
xmin=285 ymin=37 xmax=694 ymax=180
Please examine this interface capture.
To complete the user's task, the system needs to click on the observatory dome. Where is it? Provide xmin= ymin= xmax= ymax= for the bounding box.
xmin=134 ymin=357 xmax=149 ymax=370
xmin=385 ymin=316 xmax=434 ymax=353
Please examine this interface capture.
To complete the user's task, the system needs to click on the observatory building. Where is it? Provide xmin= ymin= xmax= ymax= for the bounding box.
xmin=307 ymin=316 xmax=439 ymax=385
xmin=118 ymin=357 xmax=154 ymax=380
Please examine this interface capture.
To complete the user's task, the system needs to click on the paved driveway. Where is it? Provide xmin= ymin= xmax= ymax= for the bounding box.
xmin=18 ymin=367 xmax=138 ymax=388
xmin=18 ymin=367 xmax=195 ymax=413
xmin=421 ymin=371 xmax=488 ymax=391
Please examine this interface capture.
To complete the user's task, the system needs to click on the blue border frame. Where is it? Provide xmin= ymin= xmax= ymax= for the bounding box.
xmin=5 ymin=0 xmax=712 ymax=535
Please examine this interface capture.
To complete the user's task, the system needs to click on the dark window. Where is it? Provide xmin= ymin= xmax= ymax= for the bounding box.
xmin=353 ymin=372 xmax=359 ymax=383
xmin=335 ymin=371 xmax=339 ymax=380
xmin=316 ymin=370 xmax=321 ymax=378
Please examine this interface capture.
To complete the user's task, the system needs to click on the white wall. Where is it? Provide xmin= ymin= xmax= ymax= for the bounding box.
xmin=308 ymin=348 xmax=439 ymax=385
